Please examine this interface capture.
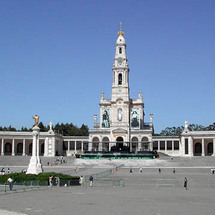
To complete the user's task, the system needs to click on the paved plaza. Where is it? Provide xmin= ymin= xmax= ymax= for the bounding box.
xmin=1 ymin=155 xmax=215 ymax=215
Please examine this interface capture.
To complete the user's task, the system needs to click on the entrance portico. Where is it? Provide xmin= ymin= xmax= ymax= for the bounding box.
xmin=181 ymin=128 xmax=215 ymax=156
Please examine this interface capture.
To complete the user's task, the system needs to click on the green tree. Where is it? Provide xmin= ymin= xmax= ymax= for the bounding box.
xmin=38 ymin=122 xmax=48 ymax=132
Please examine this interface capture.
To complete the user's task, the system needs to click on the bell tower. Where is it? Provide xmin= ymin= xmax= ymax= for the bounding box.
xmin=111 ymin=23 xmax=130 ymax=102
xmin=110 ymin=24 xmax=131 ymax=143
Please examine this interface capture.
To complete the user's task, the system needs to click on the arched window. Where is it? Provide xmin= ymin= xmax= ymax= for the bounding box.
xmin=118 ymin=73 xmax=122 ymax=85
xmin=119 ymin=47 xmax=122 ymax=54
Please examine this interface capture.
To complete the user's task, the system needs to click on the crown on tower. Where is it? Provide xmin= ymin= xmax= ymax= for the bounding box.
xmin=118 ymin=30 xmax=124 ymax=36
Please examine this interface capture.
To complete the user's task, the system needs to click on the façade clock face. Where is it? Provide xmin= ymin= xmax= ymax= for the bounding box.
xmin=117 ymin=57 xmax=123 ymax=66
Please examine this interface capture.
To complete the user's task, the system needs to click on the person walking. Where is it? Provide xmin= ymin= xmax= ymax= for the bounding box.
xmin=49 ymin=175 xmax=53 ymax=187
xmin=184 ymin=177 xmax=188 ymax=190
xmin=79 ymin=176 xmax=84 ymax=186
xmin=89 ymin=175 xmax=93 ymax=187
xmin=7 ymin=177 xmax=13 ymax=190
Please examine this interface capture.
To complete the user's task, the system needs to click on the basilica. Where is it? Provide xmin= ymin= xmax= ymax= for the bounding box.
xmin=0 ymin=28 xmax=215 ymax=157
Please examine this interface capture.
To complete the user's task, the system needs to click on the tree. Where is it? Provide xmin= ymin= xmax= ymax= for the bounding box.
xmin=38 ymin=122 xmax=48 ymax=132
xmin=159 ymin=122 xmax=215 ymax=136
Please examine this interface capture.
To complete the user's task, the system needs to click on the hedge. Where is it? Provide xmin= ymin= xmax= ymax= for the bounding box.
xmin=0 ymin=172 xmax=79 ymax=185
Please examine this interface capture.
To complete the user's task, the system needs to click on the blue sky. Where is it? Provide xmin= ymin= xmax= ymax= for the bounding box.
xmin=0 ymin=0 xmax=214 ymax=133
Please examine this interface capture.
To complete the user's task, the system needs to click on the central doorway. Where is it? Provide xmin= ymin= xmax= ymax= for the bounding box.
xmin=116 ymin=137 xmax=123 ymax=151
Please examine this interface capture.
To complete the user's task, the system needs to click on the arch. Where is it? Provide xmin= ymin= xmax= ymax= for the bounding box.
xmin=92 ymin=137 xmax=99 ymax=151
xmin=102 ymin=137 xmax=109 ymax=152
xmin=131 ymin=137 xmax=138 ymax=152
xmin=4 ymin=142 xmax=12 ymax=155
xmin=119 ymin=47 xmax=122 ymax=54
xmin=41 ymin=143 xmax=44 ymax=155
xmin=118 ymin=73 xmax=122 ymax=85
xmin=17 ymin=143 xmax=23 ymax=155
xmin=207 ymin=142 xmax=213 ymax=156
xmin=116 ymin=136 xmax=123 ymax=151
xmin=29 ymin=143 xmax=32 ymax=155
xmin=194 ymin=142 xmax=202 ymax=156
xmin=141 ymin=137 xmax=149 ymax=151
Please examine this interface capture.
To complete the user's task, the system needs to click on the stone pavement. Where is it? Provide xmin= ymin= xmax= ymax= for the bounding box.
xmin=1 ymin=167 xmax=215 ymax=215
xmin=1 ymin=155 xmax=215 ymax=214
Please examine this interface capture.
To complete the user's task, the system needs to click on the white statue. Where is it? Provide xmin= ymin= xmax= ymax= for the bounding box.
xmin=49 ymin=121 xmax=53 ymax=131
xmin=118 ymin=109 xmax=122 ymax=121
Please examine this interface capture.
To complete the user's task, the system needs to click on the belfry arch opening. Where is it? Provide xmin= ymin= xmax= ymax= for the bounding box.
xmin=118 ymin=73 xmax=122 ymax=85
xmin=119 ymin=47 xmax=122 ymax=54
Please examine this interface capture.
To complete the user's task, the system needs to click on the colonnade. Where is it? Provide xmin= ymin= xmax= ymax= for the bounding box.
xmin=186 ymin=138 xmax=215 ymax=156
xmin=0 ymin=138 xmax=44 ymax=156
xmin=64 ymin=140 xmax=153 ymax=155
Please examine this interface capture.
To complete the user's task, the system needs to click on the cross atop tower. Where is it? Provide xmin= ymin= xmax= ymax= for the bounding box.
xmin=118 ymin=22 xmax=124 ymax=36
xmin=119 ymin=21 xmax=122 ymax=30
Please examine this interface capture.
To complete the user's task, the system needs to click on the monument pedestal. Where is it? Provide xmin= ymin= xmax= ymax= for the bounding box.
xmin=26 ymin=156 xmax=43 ymax=174
xmin=26 ymin=126 xmax=43 ymax=175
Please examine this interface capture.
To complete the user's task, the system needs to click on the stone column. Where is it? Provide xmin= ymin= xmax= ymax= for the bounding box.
xmin=212 ymin=139 xmax=215 ymax=156
xmin=165 ymin=140 xmax=167 ymax=153
xmin=36 ymin=137 xmax=42 ymax=166
xmin=81 ymin=141 xmax=84 ymax=152
xmin=180 ymin=137 xmax=185 ymax=156
xmin=74 ymin=141 xmax=77 ymax=153
xmin=22 ymin=139 xmax=26 ymax=156
xmin=158 ymin=141 xmax=160 ymax=151
xmin=130 ymin=141 xmax=132 ymax=152
xmin=202 ymin=138 xmax=205 ymax=156
xmin=68 ymin=141 xmax=71 ymax=151
xmin=189 ymin=137 xmax=193 ymax=156
xmin=98 ymin=139 xmax=102 ymax=151
xmin=108 ymin=142 xmax=111 ymax=151
xmin=26 ymin=126 xmax=43 ymax=174
xmin=1 ymin=139 xmax=4 ymax=155
xmin=12 ymin=139 xmax=15 ymax=156
xmin=88 ymin=142 xmax=92 ymax=151
xmin=138 ymin=139 xmax=141 ymax=151
xmin=36 ymin=137 xmax=40 ymax=157
xmin=172 ymin=141 xmax=174 ymax=153
xmin=44 ymin=137 xmax=48 ymax=156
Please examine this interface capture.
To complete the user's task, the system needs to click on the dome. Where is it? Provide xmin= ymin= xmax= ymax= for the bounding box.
xmin=116 ymin=34 xmax=126 ymax=45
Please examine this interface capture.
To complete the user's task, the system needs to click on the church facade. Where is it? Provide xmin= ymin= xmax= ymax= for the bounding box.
xmin=0 ymin=29 xmax=215 ymax=157
xmin=88 ymin=28 xmax=153 ymax=153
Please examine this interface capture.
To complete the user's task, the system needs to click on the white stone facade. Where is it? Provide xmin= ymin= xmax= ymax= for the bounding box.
xmin=0 ymin=130 xmax=63 ymax=157
xmin=89 ymin=29 xmax=153 ymax=152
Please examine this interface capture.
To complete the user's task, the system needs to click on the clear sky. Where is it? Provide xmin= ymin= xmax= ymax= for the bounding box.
xmin=0 ymin=0 xmax=214 ymax=133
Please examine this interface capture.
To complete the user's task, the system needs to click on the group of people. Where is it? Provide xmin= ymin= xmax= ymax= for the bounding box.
xmin=79 ymin=175 xmax=94 ymax=187
xmin=129 ymin=167 xmax=143 ymax=173
xmin=0 ymin=167 xmax=10 ymax=175
xmin=47 ymin=156 xmax=67 ymax=166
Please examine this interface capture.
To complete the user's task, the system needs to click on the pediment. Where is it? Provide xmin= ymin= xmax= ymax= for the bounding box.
xmin=112 ymin=128 xmax=127 ymax=134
